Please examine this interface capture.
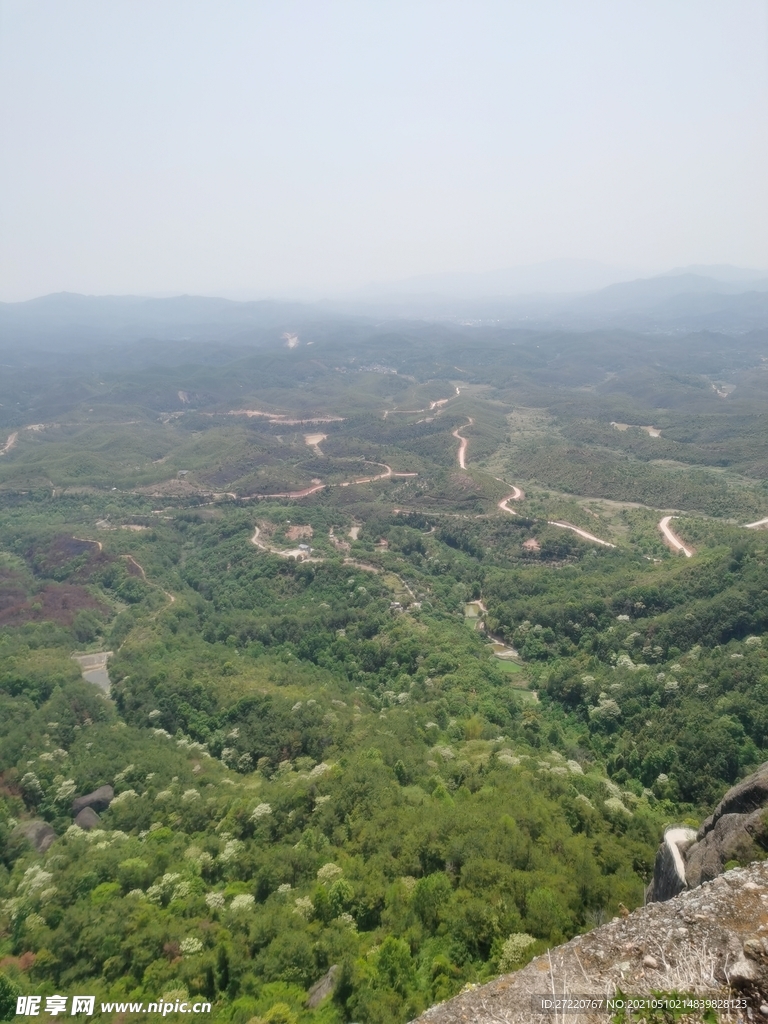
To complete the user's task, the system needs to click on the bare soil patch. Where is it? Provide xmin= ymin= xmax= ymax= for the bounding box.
xmin=286 ymin=525 xmax=313 ymax=541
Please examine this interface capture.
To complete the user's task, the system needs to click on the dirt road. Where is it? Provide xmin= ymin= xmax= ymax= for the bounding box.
xmin=547 ymin=521 xmax=617 ymax=548
xmin=384 ymin=386 xmax=460 ymax=419
xmin=745 ymin=517 xmax=768 ymax=529
xmin=0 ymin=432 xmax=18 ymax=455
xmin=453 ymin=419 xmax=473 ymax=469
xmin=122 ymin=553 xmax=177 ymax=603
xmin=498 ymin=487 xmax=524 ymax=514
xmin=251 ymin=483 xmax=327 ymax=499
xmin=496 ymin=481 xmax=616 ymax=546
xmin=250 ymin=526 xmax=323 ymax=562
xmin=658 ymin=515 xmax=693 ymax=557
xmin=251 ymin=526 xmax=417 ymax=601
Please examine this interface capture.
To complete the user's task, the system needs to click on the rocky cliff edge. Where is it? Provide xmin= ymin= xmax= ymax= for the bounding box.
xmin=410 ymin=860 xmax=768 ymax=1024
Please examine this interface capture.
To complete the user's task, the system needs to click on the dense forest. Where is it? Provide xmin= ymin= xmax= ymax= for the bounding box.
xmin=2 ymin=322 xmax=768 ymax=1024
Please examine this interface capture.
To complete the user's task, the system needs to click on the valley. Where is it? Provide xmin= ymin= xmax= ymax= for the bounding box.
xmin=2 ymin=319 xmax=768 ymax=1023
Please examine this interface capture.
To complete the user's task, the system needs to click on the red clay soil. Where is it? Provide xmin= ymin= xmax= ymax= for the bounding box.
xmin=0 ymin=568 xmax=29 ymax=614
xmin=0 ymin=581 xmax=108 ymax=627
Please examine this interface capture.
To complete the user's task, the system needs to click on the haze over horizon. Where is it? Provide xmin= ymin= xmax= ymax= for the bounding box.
xmin=1 ymin=1 xmax=767 ymax=302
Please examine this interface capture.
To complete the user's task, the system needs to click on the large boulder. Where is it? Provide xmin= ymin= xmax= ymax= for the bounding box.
xmin=74 ymin=806 xmax=101 ymax=830
xmin=72 ymin=785 xmax=114 ymax=816
xmin=686 ymin=809 xmax=767 ymax=887
xmin=699 ymin=762 xmax=768 ymax=826
xmin=648 ymin=762 xmax=768 ymax=902
xmin=13 ymin=819 xmax=56 ymax=853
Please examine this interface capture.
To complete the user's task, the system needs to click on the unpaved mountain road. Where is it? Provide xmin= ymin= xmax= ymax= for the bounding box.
xmin=658 ymin=515 xmax=694 ymax=557
xmin=496 ymin=486 xmax=616 ymax=548
xmin=238 ymin=463 xmax=418 ymax=500
xmin=498 ymin=486 xmax=524 ymax=515
xmin=250 ymin=483 xmax=327 ymax=499
xmin=452 ymin=419 xmax=473 ymax=469
xmin=383 ymin=386 xmax=460 ymax=420
xmin=547 ymin=521 xmax=617 ymax=548
xmin=339 ymin=463 xmax=418 ymax=487
xmin=0 ymin=432 xmax=18 ymax=455
xmin=250 ymin=526 xmax=324 ymax=562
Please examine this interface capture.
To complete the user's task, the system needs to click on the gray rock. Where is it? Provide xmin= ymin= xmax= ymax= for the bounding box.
xmin=13 ymin=819 xmax=56 ymax=853
xmin=306 ymin=964 xmax=339 ymax=1008
xmin=72 ymin=785 xmax=114 ymax=815
xmin=407 ymin=861 xmax=768 ymax=1024
xmin=686 ymin=809 xmax=765 ymax=887
xmin=648 ymin=762 xmax=768 ymax=902
xmin=730 ymin=957 xmax=758 ymax=987
xmin=698 ymin=762 xmax=768 ymax=835
xmin=74 ymin=806 xmax=101 ymax=830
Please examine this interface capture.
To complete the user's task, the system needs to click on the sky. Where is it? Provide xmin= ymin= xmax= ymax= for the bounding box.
xmin=1 ymin=1 xmax=767 ymax=301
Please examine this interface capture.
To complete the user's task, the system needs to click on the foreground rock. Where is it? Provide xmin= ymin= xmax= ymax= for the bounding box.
xmin=648 ymin=763 xmax=768 ymax=901
xmin=410 ymin=861 xmax=768 ymax=1024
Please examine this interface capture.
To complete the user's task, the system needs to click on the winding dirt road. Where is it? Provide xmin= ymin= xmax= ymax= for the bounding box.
xmin=453 ymin=419 xmax=473 ymax=469
xmin=546 ymin=521 xmax=616 ymax=548
xmin=341 ymin=463 xmax=418 ymax=487
xmin=251 ymin=526 xmax=323 ymax=562
xmin=384 ymin=386 xmax=460 ymax=420
xmin=122 ymin=554 xmax=177 ymax=603
xmin=658 ymin=515 xmax=694 ymax=557
xmin=745 ymin=517 xmax=768 ymax=530
xmin=0 ymin=432 xmax=18 ymax=455
xmin=250 ymin=462 xmax=418 ymax=499
xmin=251 ymin=483 xmax=327 ymax=499
xmin=498 ymin=486 xmax=524 ymax=515
xmin=495 ymin=485 xmax=615 ymax=547
xmin=250 ymin=525 xmax=419 ymax=606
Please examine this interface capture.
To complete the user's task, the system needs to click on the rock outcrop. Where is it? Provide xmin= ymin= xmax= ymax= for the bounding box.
xmin=74 ymin=806 xmax=101 ymax=830
xmin=648 ymin=762 xmax=768 ymax=902
xmin=410 ymin=861 xmax=768 ymax=1024
xmin=72 ymin=785 xmax=114 ymax=816
xmin=306 ymin=965 xmax=339 ymax=1008
xmin=12 ymin=819 xmax=56 ymax=853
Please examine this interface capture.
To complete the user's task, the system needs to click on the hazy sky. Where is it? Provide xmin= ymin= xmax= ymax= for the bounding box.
xmin=1 ymin=1 xmax=766 ymax=301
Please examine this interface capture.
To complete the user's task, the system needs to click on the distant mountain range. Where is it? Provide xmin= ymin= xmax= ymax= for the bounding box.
xmin=1 ymin=263 xmax=767 ymax=348
xmin=335 ymin=263 xmax=768 ymax=332
xmin=0 ymin=293 xmax=323 ymax=350
xmin=348 ymin=260 xmax=767 ymax=300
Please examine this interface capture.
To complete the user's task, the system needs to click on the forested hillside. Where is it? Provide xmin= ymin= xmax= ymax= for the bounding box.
xmin=2 ymin=321 xmax=768 ymax=1024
